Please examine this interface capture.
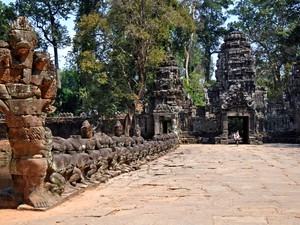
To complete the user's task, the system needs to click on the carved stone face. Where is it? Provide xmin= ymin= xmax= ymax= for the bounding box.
xmin=33 ymin=52 xmax=50 ymax=71
xmin=0 ymin=46 xmax=11 ymax=82
xmin=0 ymin=44 xmax=11 ymax=67
xmin=15 ymin=47 xmax=30 ymax=61
xmin=9 ymin=17 xmax=38 ymax=50
xmin=135 ymin=125 xmax=141 ymax=137
xmin=8 ymin=17 xmax=38 ymax=67
xmin=114 ymin=125 xmax=123 ymax=137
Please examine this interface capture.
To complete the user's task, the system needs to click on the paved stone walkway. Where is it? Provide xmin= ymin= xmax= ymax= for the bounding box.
xmin=1 ymin=144 xmax=300 ymax=225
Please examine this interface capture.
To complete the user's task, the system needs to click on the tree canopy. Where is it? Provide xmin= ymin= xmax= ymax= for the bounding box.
xmin=72 ymin=0 xmax=194 ymax=123
xmin=15 ymin=0 xmax=76 ymax=76
xmin=0 ymin=1 xmax=16 ymax=41
xmin=1 ymin=0 xmax=299 ymax=117
xmin=229 ymin=0 xmax=300 ymax=99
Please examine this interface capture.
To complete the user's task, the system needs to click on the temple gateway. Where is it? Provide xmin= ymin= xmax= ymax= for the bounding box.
xmin=0 ymin=17 xmax=299 ymax=210
xmin=139 ymin=31 xmax=300 ymax=144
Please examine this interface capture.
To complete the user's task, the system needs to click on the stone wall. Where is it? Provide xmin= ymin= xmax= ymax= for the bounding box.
xmin=263 ymin=61 xmax=300 ymax=143
xmin=0 ymin=119 xmax=179 ymax=209
xmin=0 ymin=116 xmax=86 ymax=140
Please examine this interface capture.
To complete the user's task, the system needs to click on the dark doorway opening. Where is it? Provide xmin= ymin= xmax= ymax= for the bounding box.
xmin=228 ymin=116 xmax=249 ymax=144
xmin=160 ymin=116 xmax=172 ymax=134
xmin=162 ymin=120 xmax=172 ymax=133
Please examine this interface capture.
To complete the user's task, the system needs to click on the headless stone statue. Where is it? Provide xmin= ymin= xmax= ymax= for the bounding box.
xmin=111 ymin=121 xmax=130 ymax=170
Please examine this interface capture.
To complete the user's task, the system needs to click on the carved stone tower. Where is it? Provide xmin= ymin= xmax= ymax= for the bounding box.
xmin=148 ymin=53 xmax=194 ymax=138
xmin=206 ymin=31 xmax=266 ymax=144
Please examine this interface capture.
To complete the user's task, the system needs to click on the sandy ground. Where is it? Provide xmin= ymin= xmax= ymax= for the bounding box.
xmin=0 ymin=143 xmax=300 ymax=225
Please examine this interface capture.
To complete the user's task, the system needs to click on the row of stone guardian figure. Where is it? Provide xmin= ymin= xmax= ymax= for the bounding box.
xmin=46 ymin=120 xmax=179 ymax=196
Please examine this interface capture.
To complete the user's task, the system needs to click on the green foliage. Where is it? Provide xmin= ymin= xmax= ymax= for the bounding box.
xmin=190 ymin=0 xmax=233 ymax=82
xmin=183 ymin=71 xmax=206 ymax=106
xmin=79 ymin=51 xmax=107 ymax=84
xmin=55 ymin=68 xmax=81 ymax=114
xmin=74 ymin=12 xmax=109 ymax=57
xmin=229 ymin=0 xmax=300 ymax=101
xmin=15 ymin=0 xmax=76 ymax=68
xmin=72 ymin=0 xmax=194 ymax=118
xmin=0 ymin=1 xmax=16 ymax=41
xmin=228 ymin=117 xmax=243 ymax=135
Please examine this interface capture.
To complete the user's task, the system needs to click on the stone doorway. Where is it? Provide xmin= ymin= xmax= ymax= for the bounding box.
xmin=161 ymin=117 xmax=172 ymax=134
xmin=228 ymin=116 xmax=249 ymax=144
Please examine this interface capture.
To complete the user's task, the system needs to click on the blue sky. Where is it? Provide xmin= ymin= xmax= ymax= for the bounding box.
xmin=2 ymin=0 xmax=238 ymax=73
xmin=1 ymin=0 xmax=74 ymax=69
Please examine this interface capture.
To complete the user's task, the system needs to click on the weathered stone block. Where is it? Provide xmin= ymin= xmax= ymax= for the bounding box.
xmin=9 ymin=138 xmax=48 ymax=157
xmin=21 ymin=68 xmax=32 ymax=84
xmin=5 ymin=114 xmax=45 ymax=127
xmin=6 ymin=83 xmax=41 ymax=99
xmin=10 ymin=157 xmax=48 ymax=177
xmin=30 ymin=71 xmax=47 ymax=86
xmin=0 ymin=99 xmax=9 ymax=113
xmin=0 ymin=68 xmax=11 ymax=83
xmin=0 ymin=84 xmax=10 ymax=99
xmin=33 ymin=52 xmax=50 ymax=71
xmin=41 ymin=75 xmax=57 ymax=99
xmin=8 ymin=68 xmax=22 ymax=82
xmin=0 ymin=47 xmax=11 ymax=68
xmin=6 ymin=98 xmax=50 ymax=115
xmin=8 ymin=126 xmax=45 ymax=140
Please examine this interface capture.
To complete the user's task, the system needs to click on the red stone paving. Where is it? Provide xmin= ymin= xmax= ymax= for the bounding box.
xmin=0 ymin=144 xmax=300 ymax=225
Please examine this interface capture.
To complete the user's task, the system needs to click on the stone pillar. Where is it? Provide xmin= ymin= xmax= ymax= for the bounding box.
xmin=0 ymin=17 xmax=58 ymax=208
xmin=154 ymin=114 xmax=161 ymax=135
xmin=171 ymin=114 xmax=179 ymax=135
xmin=220 ymin=113 xmax=228 ymax=144
xmin=248 ymin=112 xmax=256 ymax=144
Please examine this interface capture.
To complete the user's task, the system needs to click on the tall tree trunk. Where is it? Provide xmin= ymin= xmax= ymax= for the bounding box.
xmin=185 ymin=46 xmax=190 ymax=83
xmin=204 ymin=46 xmax=211 ymax=83
xmin=124 ymin=42 xmax=146 ymax=136
xmin=53 ymin=45 xmax=61 ymax=88
xmin=185 ymin=3 xmax=196 ymax=84
xmin=50 ymin=13 xmax=61 ymax=89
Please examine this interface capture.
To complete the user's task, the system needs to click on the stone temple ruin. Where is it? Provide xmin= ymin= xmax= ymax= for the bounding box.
xmin=266 ymin=61 xmax=300 ymax=142
xmin=0 ymin=18 xmax=299 ymax=210
xmin=140 ymin=31 xmax=299 ymax=144
xmin=193 ymin=31 xmax=268 ymax=144
xmin=140 ymin=53 xmax=195 ymax=140
xmin=140 ymin=31 xmax=268 ymax=144
xmin=198 ymin=31 xmax=299 ymax=144
xmin=0 ymin=17 xmax=179 ymax=210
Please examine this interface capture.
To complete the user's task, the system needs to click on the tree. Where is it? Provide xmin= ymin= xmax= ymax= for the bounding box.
xmin=0 ymin=1 xmax=16 ymax=41
xmin=229 ymin=0 xmax=300 ymax=99
xmin=108 ymin=0 xmax=194 ymax=135
xmin=171 ymin=0 xmax=197 ymax=83
xmin=183 ymin=70 xmax=206 ymax=106
xmin=73 ymin=10 xmax=113 ymax=118
xmin=15 ymin=0 xmax=76 ymax=87
xmin=73 ymin=0 xmax=109 ymax=60
xmin=73 ymin=0 xmax=193 ymax=134
xmin=185 ymin=0 xmax=233 ymax=83
xmin=71 ymin=1 xmax=113 ymax=119
xmin=55 ymin=68 xmax=81 ymax=115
